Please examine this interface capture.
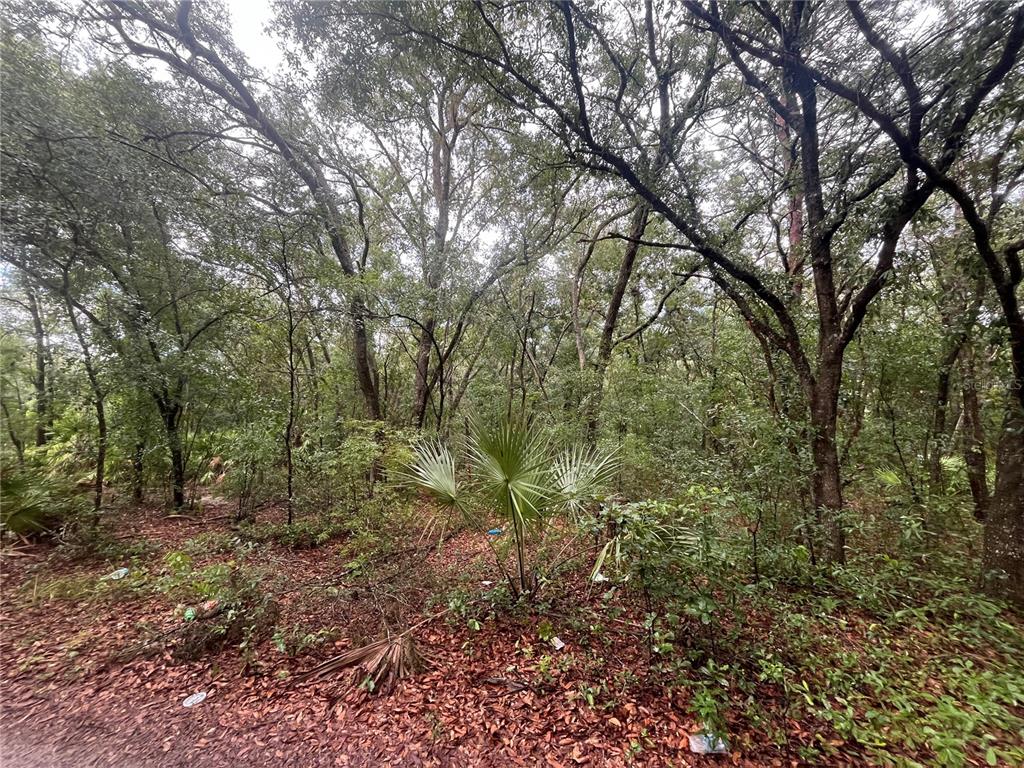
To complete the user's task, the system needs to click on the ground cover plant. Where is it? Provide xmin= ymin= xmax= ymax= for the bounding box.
xmin=2 ymin=1 xmax=1023 ymax=766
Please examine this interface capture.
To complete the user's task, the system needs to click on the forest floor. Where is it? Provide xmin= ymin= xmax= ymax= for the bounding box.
xmin=1 ymin=499 xmax=1022 ymax=767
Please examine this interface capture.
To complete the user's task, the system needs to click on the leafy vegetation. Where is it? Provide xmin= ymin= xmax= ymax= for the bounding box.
xmin=1 ymin=1 xmax=1023 ymax=764
xmin=406 ymin=419 xmax=617 ymax=596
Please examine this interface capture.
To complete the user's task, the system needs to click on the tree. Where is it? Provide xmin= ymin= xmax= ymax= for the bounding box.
xmin=376 ymin=0 xmax=1023 ymax=565
xmin=92 ymin=0 xmax=384 ymax=420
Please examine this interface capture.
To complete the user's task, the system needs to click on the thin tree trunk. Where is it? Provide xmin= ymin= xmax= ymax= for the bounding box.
xmin=133 ymin=441 xmax=146 ymax=503
xmin=280 ymin=242 xmax=298 ymax=524
xmin=285 ymin=290 xmax=297 ymax=525
xmin=961 ymin=344 xmax=989 ymax=520
xmin=412 ymin=319 xmax=436 ymax=429
xmin=64 ymin=294 xmax=106 ymax=512
xmin=2 ymin=402 xmax=25 ymax=465
xmin=446 ymin=323 xmax=492 ymax=429
xmin=26 ymin=289 xmax=48 ymax=447
xmin=929 ymin=360 xmax=956 ymax=489
xmin=585 ymin=204 xmax=650 ymax=443
xmin=929 ymin=274 xmax=983 ymax=489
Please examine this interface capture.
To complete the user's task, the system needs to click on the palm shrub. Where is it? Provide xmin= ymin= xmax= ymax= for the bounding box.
xmin=0 ymin=464 xmax=87 ymax=537
xmin=404 ymin=419 xmax=618 ymax=598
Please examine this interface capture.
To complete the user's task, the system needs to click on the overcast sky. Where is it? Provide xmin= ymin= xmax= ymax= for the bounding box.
xmin=226 ymin=0 xmax=282 ymax=71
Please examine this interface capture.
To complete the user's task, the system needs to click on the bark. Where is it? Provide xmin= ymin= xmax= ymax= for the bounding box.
xmin=2 ymin=402 xmax=25 ymax=465
xmin=982 ymin=403 xmax=1024 ymax=604
xmin=351 ymin=304 xmax=382 ymax=421
xmin=809 ymin=358 xmax=846 ymax=564
xmin=155 ymin=396 xmax=186 ymax=510
xmin=796 ymin=65 xmax=847 ymax=565
xmin=64 ymin=294 xmax=106 ymax=512
xmin=284 ymin=265 xmax=297 ymax=526
xmin=132 ymin=442 xmax=145 ymax=503
xmin=960 ymin=344 xmax=989 ymax=520
xmin=26 ymin=290 xmax=49 ymax=447
xmin=585 ymin=205 xmax=650 ymax=443
xmin=773 ymin=92 xmax=804 ymax=294
xmin=928 ymin=348 xmax=959 ymax=489
xmin=412 ymin=318 xmax=437 ymax=429
xmin=167 ymin=417 xmax=186 ymax=511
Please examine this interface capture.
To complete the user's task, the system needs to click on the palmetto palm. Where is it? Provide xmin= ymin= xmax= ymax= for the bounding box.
xmin=404 ymin=419 xmax=618 ymax=597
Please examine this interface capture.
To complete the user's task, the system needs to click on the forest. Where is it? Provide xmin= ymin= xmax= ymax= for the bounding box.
xmin=1 ymin=1 xmax=1023 ymax=766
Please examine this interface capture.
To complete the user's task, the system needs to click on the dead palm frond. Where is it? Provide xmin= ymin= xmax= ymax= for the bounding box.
xmin=294 ymin=610 xmax=449 ymax=693
xmin=295 ymin=633 xmax=427 ymax=692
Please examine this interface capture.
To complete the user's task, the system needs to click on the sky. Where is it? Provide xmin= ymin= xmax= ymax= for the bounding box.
xmin=225 ymin=0 xmax=282 ymax=72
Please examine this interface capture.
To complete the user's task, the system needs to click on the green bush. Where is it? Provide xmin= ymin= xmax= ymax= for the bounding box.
xmin=0 ymin=464 xmax=88 ymax=536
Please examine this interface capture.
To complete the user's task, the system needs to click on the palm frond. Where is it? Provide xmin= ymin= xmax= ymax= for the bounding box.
xmin=875 ymin=466 xmax=902 ymax=488
xmin=295 ymin=634 xmax=427 ymax=693
xmin=551 ymin=444 xmax=620 ymax=517
xmin=0 ymin=466 xmax=81 ymax=536
xmin=400 ymin=439 xmax=462 ymax=509
xmin=470 ymin=419 xmax=550 ymax=525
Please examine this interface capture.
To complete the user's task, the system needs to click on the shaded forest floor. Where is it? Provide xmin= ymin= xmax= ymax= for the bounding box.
xmin=1 ymin=499 xmax=1022 ymax=767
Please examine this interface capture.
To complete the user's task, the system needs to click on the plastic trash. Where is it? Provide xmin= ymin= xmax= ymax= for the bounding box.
xmin=102 ymin=567 xmax=130 ymax=581
xmin=551 ymin=636 xmax=566 ymax=651
xmin=688 ymin=727 xmax=729 ymax=754
xmin=487 ymin=528 xmax=503 ymax=536
xmin=182 ymin=691 xmax=208 ymax=708
xmin=481 ymin=580 xmax=494 ymax=587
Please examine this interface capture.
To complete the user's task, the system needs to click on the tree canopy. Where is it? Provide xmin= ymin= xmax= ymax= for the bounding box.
xmin=1 ymin=2 xmax=1023 ymax=763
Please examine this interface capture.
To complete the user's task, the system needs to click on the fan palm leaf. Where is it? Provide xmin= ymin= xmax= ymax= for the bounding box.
xmin=551 ymin=444 xmax=620 ymax=517
xmin=469 ymin=419 xmax=550 ymax=526
xmin=400 ymin=439 xmax=462 ymax=510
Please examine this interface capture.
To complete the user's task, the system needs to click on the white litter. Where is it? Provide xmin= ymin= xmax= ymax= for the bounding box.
xmin=182 ymin=691 xmax=208 ymax=708
xmin=102 ymin=567 xmax=130 ymax=581
xmin=688 ymin=728 xmax=729 ymax=754
xmin=551 ymin=636 xmax=566 ymax=651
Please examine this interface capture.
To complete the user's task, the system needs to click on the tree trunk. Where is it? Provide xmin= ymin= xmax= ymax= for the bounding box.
xmin=982 ymin=403 xmax=1024 ymax=604
xmin=412 ymin=318 xmax=437 ymax=429
xmin=351 ymin=299 xmax=382 ymax=421
xmin=168 ymin=423 xmax=186 ymax=511
xmin=157 ymin=400 xmax=186 ymax=511
xmin=928 ymin=351 xmax=958 ymax=489
xmin=281 ymin=250 xmax=298 ymax=525
xmin=809 ymin=362 xmax=846 ymax=565
xmin=585 ymin=204 xmax=649 ymax=443
xmin=93 ymin=400 xmax=107 ymax=513
xmin=64 ymin=291 xmax=106 ymax=512
xmin=961 ymin=345 xmax=989 ymax=519
xmin=27 ymin=290 xmax=49 ymax=447
xmin=2 ymin=402 xmax=25 ymax=465
xmin=133 ymin=441 xmax=145 ymax=503
xmin=286 ymin=314 xmax=297 ymax=525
